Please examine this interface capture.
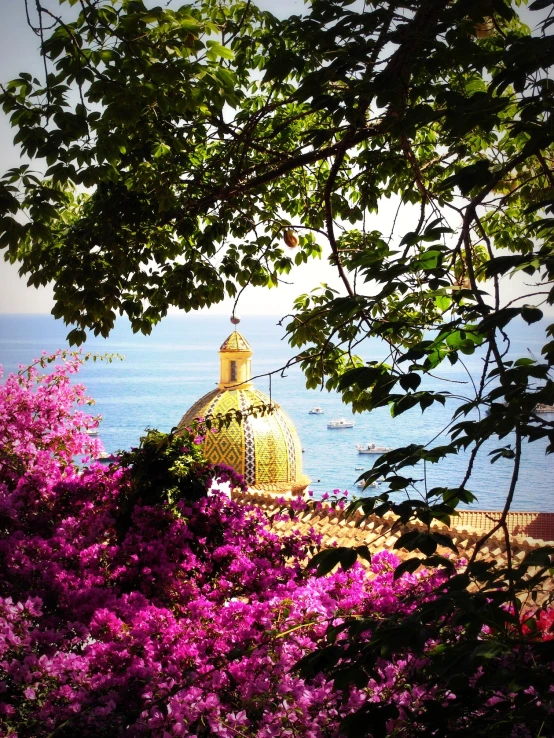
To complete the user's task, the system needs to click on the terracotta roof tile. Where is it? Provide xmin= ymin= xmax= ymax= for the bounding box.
xmin=233 ymin=491 xmax=554 ymax=596
xmin=455 ymin=511 xmax=554 ymax=541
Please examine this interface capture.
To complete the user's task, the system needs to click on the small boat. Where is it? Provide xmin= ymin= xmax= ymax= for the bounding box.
xmin=355 ymin=466 xmax=365 ymax=470
xmin=356 ymin=442 xmax=392 ymax=454
xmin=488 ymin=402 xmax=554 ymax=416
xmin=535 ymin=403 xmax=554 ymax=414
xmin=309 ymin=406 xmax=324 ymax=415
xmin=355 ymin=479 xmax=379 ymax=489
xmin=96 ymin=452 xmax=118 ymax=463
xmin=85 ymin=428 xmax=99 ymax=436
xmin=327 ymin=418 xmax=355 ymax=429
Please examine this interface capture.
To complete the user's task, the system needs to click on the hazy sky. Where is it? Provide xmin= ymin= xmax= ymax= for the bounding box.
xmin=0 ymin=1 xmax=551 ymax=318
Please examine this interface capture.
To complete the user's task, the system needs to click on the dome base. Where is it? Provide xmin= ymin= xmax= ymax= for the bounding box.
xmin=248 ymin=474 xmax=311 ymax=497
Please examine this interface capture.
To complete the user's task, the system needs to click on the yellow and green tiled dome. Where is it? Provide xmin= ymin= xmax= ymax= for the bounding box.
xmin=178 ymin=323 xmax=309 ymax=495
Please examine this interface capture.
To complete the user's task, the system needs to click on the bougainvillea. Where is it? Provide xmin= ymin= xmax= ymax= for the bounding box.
xmin=0 ymin=350 xmax=102 ymax=483
xmin=0 ymin=353 xmax=553 ymax=737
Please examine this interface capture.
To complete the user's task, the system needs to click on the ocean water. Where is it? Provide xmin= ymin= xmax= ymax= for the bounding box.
xmin=0 ymin=313 xmax=553 ymax=512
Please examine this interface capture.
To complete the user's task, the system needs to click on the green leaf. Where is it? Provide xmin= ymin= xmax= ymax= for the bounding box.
xmin=66 ymin=328 xmax=87 ymax=345
xmin=394 ymin=530 xmax=421 ymax=550
xmin=206 ymin=41 xmax=234 ymax=60
xmin=391 ymin=394 xmax=420 ymax=417
xmin=430 ymin=532 xmax=458 ymax=553
xmin=521 ymin=305 xmax=543 ymax=325
xmin=393 ymin=557 xmax=422 ymax=579
xmin=520 ymin=545 xmax=554 ymax=568
xmin=307 ymin=547 xmax=360 ymax=576
xmin=439 ymin=161 xmax=492 ymax=196
xmin=434 ymin=294 xmax=451 ymax=311
xmin=529 ymin=0 xmax=554 ymax=10
xmin=399 ymin=373 xmax=421 ymax=392
xmin=152 ymin=143 xmax=171 ymax=158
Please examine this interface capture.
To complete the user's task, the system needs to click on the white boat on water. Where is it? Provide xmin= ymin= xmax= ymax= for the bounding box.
xmin=327 ymin=418 xmax=355 ymax=429
xmin=96 ymin=452 xmax=118 ymax=463
xmin=85 ymin=428 xmax=99 ymax=436
xmin=535 ymin=403 xmax=554 ymax=414
xmin=355 ymin=479 xmax=380 ymax=489
xmin=356 ymin=441 xmax=392 ymax=454
xmin=309 ymin=406 xmax=324 ymax=415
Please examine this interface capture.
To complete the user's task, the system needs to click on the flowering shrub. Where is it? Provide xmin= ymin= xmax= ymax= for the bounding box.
xmin=0 ymin=353 xmax=553 ymax=737
xmin=0 ymin=350 xmax=102 ymax=485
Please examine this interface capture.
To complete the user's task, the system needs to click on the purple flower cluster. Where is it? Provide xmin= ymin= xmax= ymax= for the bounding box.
xmin=0 ymin=350 xmax=102 ymax=485
xmin=0 ymin=353 xmax=552 ymax=737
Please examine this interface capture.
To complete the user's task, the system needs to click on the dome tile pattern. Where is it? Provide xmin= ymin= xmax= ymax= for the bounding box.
xmin=178 ymin=387 xmax=308 ymax=494
xmin=179 ymin=388 xmax=220 ymax=427
xmin=219 ymin=331 xmax=252 ymax=353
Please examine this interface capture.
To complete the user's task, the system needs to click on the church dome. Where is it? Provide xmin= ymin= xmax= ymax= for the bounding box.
xmin=178 ymin=325 xmax=309 ymax=495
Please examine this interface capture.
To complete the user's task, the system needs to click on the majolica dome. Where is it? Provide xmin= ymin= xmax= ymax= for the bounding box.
xmin=178 ymin=323 xmax=309 ymax=495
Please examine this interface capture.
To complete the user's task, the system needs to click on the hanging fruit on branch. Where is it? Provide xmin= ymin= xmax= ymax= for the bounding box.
xmin=283 ymin=228 xmax=299 ymax=249
xmin=473 ymin=18 xmax=494 ymax=38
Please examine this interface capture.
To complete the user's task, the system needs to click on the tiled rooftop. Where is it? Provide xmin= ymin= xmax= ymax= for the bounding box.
xmin=233 ymin=491 xmax=554 ymax=588
xmin=455 ymin=510 xmax=554 ymax=542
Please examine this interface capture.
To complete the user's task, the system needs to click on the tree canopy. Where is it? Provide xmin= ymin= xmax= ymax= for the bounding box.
xmin=1 ymin=0 xmax=554 ymax=734
xmin=1 ymin=0 xmax=551 ymax=338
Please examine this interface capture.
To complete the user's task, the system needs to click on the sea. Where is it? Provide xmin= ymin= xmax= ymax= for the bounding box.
xmin=1 ymin=313 xmax=553 ymax=512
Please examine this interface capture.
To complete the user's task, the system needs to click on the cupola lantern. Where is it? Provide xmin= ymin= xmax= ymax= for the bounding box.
xmin=218 ymin=329 xmax=253 ymax=390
